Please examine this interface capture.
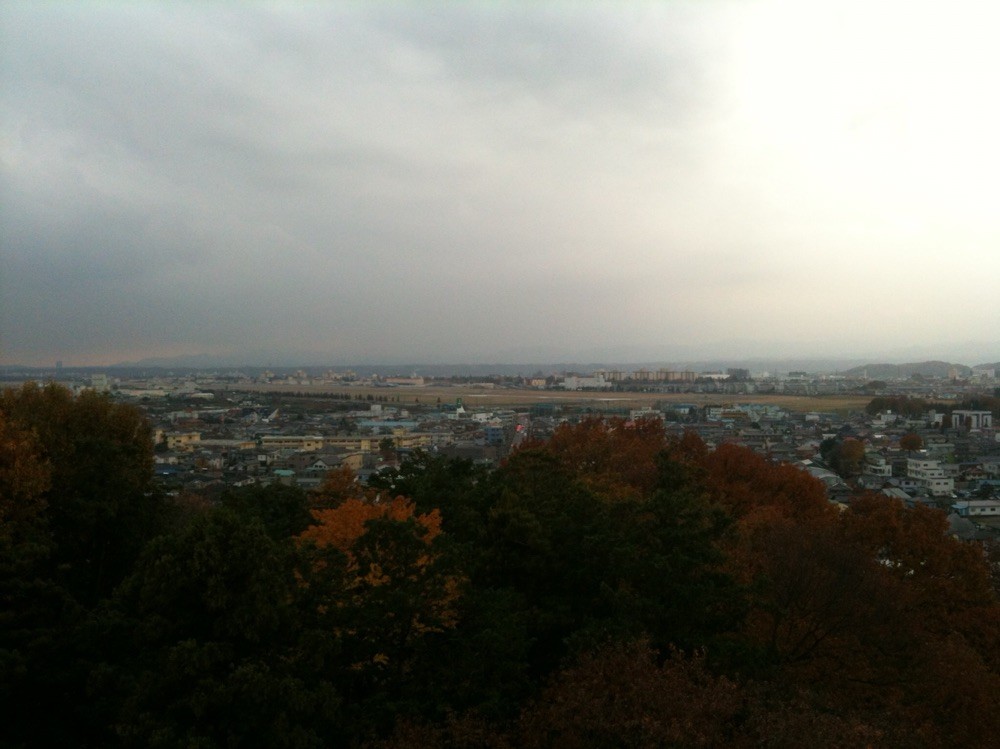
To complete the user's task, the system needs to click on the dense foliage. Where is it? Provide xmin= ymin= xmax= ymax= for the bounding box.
xmin=865 ymin=395 xmax=934 ymax=418
xmin=3 ymin=384 xmax=999 ymax=747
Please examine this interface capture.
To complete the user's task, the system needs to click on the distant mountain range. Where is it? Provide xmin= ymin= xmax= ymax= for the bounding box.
xmin=4 ymin=355 xmax=997 ymax=380
xmin=110 ymin=355 xmax=875 ymax=376
xmin=106 ymin=354 xmax=998 ymax=378
xmin=840 ymin=361 xmax=1000 ymax=380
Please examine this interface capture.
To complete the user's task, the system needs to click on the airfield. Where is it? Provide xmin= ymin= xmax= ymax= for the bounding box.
xmin=225 ymin=382 xmax=871 ymax=415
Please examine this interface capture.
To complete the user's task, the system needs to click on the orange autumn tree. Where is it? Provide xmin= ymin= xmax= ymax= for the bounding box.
xmin=309 ymin=464 xmax=377 ymax=509
xmin=686 ymin=439 xmax=1000 ymax=745
xmin=298 ymin=485 xmax=460 ymax=679
xmin=678 ymin=439 xmax=886 ymax=683
xmin=539 ymin=416 xmax=669 ymax=502
xmin=698 ymin=442 xmax=833 ymax=523
xmin=299 ymin=489 xmax=446 ymax=602
xmin=301 ymin=495 xmax=442 ymax=559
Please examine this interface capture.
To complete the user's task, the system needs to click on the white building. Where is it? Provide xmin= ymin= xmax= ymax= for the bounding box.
xmin=562 ymin=374 xmax=609 ymax=390
xmin=953 ymin=499 xmax=1000 ymax=518
xmin=951 ymin=410 xmax=993 ymax=430
xmin=907 ymin=456 xmax=954 ymax=496
xmin=90 ymin=373 xmax=110 ymax=392
xmin=865 ymin=453 xmax=893 ymax=478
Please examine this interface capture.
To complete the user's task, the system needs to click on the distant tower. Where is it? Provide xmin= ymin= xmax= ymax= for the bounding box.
xmin=56 ymin=360 xmax=63 ymax=376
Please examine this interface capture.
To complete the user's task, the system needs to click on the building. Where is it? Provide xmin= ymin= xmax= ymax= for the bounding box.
xmin=953 ymin=499 xmax=1000 ymax=518
xmin=166 ymin=432 xmax=202 ymax=451
xmin=90 ymin=373 xmax=110 ymax=392
xmin=260 ymin=435 xmax=325 ymax=451
xmin=907 ymin=456 xmax=954 ymax=496
xmin=484 ymin=424 xmax=505 ymax=446
xmin=951 ymin=410 xmax=993 ymax=430
xmin=865 ymin=453 xmax=893 ymax=478
xmin=562 ymin=374 xmax=609 ymax=390
xmin=384 ymin=376 xmax=425 ymax=386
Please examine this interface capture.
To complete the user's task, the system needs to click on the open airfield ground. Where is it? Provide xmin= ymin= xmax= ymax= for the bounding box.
xmin=225 ymin=383 xmax=872 ymax=415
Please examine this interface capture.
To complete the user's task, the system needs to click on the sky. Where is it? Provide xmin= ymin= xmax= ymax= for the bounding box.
xmin=2 ymin=1 xmax=999 ymax=367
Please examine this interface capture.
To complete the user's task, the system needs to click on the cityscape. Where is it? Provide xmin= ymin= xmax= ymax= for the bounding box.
xmin=4 ymin=2 xmax=1000 ymax=746
xmin=4 ymin=357 xmax=999 ymax=536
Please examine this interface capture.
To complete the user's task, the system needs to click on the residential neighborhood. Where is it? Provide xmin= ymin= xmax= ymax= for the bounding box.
xmin=8 ymin=360 xmax=997 ymax=541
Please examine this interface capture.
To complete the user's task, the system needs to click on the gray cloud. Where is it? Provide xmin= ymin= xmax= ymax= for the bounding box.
xmin=2 ymin=1 xmax=999 ymax=366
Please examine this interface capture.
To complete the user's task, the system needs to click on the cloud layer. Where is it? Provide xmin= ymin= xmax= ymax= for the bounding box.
xmin=3 ymin=1 xmax=999 ymax=366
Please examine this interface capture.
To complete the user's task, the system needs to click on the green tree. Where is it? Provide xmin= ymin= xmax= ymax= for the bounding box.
xmin=94 ymin=508 xmax=342 ymax=747
xmin=469 ymin=440 xmax=735 ymax=677
xmin=369 ymin=451 xmax=489 ymax=540
xmin=220 ymin=482 xmax=314 ymax=540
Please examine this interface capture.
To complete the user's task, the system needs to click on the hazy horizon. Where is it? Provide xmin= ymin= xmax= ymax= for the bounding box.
xmin=4 ymin=349 xmax=999 ymax=375
xmin=4 ymin=2 xmax=1000 ymax=367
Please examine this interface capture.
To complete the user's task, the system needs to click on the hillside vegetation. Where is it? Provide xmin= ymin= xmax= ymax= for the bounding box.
xmin=3 ymin=383 xmax=999 ymax=748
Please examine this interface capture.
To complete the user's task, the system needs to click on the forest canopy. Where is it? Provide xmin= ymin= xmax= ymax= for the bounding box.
xmin=3 ymin=384 xmax=999 ymax=748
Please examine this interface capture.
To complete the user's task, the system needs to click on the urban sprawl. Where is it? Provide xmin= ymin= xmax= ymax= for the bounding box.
xmin=9 ymin=361 xmax=1000 ymax=541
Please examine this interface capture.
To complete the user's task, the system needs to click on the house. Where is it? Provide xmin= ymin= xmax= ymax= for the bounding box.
xmin=272 ymin=468 xmax=296 ymax=486
xmin=887 ymin=476 xmax=921 ymax=493
xmin=882 ymin=487 xmax=912 ymax=502
xmin=864 ymin=453 xmax=893 ymax=477
xmin=953 ymin=499 xmax=1000 ymax=518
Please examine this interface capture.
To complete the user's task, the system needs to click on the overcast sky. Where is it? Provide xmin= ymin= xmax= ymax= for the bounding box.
xmin=3 ymin=1 xmax=999 ymax=367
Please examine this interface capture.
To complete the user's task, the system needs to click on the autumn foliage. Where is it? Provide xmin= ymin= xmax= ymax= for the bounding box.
xmin=0 ymin=411 xmax=51 ymax=534
xmin=3 ymin=388 xmax=999 ymax=748
xmin=301 ymin=495 xmax=442 ymax=554
xmin=309 ymin=463 xmax=377 ymax=508
xmin=540 ymin=416 xmax=669 ymax=501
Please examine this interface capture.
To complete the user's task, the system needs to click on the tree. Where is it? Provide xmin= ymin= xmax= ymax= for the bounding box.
xmin=301 ymin=496 xmax=442 ymax=554
xmin=699 ymin=441 xmax=832 ymax=522
xmin=519 ymin=641 xmax=741 ymax=749
xmin=0 ymin=384 xmax=167 ymax=745
xmin=93 ymin=509 xmax=341 ymax=747
xmin=220 ymin=482 xmax=314 ymax=539
xmin=865 ymin=396 xmax=931 ymax=418
xmin=297 ymin=496 xmax=462 ymax=736
xmin=468 ymin=435 xmax=736 ymax=677
xmin=540 ymin=416 xmax=668 ymax=502
xmin=368 ymin=451 xmax=489 ymax=541
xmin=0 ymin=382 xmax=162 ymax=603
xmin=837 ymin=438 xmax=866 ymax=477
xmin=0 ymin=411 xmax=51 ymax=537
xmin=310 ymin=464 xmax=375 ymax=508
xmin=819 ymin=437 xmax=866 ymax=479
xmin=899 ymin=432 xmax=923 ymax=453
